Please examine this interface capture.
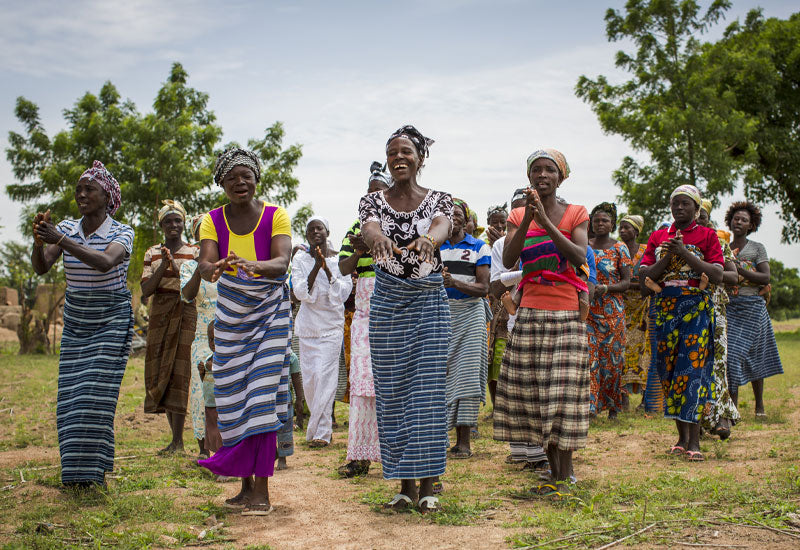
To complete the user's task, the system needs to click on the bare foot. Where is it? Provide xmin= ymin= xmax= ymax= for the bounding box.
xmin=645 ymin=277 xmax=662 ymax=294
xmin=276 ymin=457 xmax=287 ymax=470
xmin=158 ymin=442 xmax=185 ymax=455
xmin=698 ymin=272 xmax=709 ymax=291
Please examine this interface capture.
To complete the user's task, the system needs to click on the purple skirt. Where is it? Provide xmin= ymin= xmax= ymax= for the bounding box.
xmin=197 ymin=431 xmax=277 ymax=478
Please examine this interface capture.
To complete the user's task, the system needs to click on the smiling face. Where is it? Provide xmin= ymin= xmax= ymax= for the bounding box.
xmin=591 ymin=211 xmax=614 ymax=238
xmin=488 ymin=211 xmax=507 ymax=233
xmin=527 ymin=158 xmax=561 ymax=198
xmin=729 ymin=209 xmax=753 ymax=237
xmin=160 ymin=213 xmax=185 ymax=241
xmin=670 ymin=195 xmax=698 ymax=225
xmin=305 ymin=220 xmax=329 ymax=247
xmin=221 ymin=165 xmax=257 ymax=204
xmin=75 ymin=177 xmax=109 ymax=216
xmin=618 ymin=220 xmax=639 ymax=243
xmin=386 ymin=137 xmax=421 ymax=182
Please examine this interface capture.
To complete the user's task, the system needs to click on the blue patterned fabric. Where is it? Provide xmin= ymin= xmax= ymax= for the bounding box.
xmin=726 ymin=295 xmax=783 ymax=389
xmin=58 ymin=290 xmax=133 ymax=484
xmin=369 ymin=268 xmax=450 ymax=479
xmin=213 ymin=273 xmax=291 ymax=447
xmin=446 ymin=297 xmax=490 ymax=428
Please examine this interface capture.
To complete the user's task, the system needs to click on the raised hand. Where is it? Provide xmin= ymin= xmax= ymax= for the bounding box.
xmin=210 ymin=252 xmax=236 ymax=282
xmin=350 ymin=232 xmax=369 ymax=255
xmin=32 ymin=210 xmax=51 ymax=246
xmin=371 ymin=236 xmax=398 ymax=263
xmin=229 ymin=253 xmax=259 ymax=278
xmin=407 ymin=236 xmax=435 ymax=264
xmin=525 ymin=187 xmax=547 ymax=221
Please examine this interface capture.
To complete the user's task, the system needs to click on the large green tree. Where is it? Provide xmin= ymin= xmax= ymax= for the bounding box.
xmin=6 ymin=62 xmax=303 ymax=282
xmin=576 ymin=0 xmax=754 ymax=233
xmin=702 ymin=11 xmax=800 ymax=242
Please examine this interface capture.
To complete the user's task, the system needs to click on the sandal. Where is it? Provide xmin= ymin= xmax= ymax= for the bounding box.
xmin=337 ymin=460 xmax=369 ymax=478
xmin=451 ymin=449 xmax=473 ymax=459
xmin=223 ymin=495 xmax=248 ymax=510
xmin=384 ymin=493 xmax=413 ymax=511
xmin=522 ymin=460 xmax=550 ymax=473
xmin=241 ymin=503 xmax=274 ymax=516
xmin=548 ymin=482 xmax=573 ymax=501
xmin=308 ymin=439 xmax=329 ymax=448
xmin=685 ymin=450 xmax=705 ymax=462
xmin=531 ymin=483 xmax=558 ymax=497
xmin=668 ymin=445 xmax=686 ymax=456
xmin=418 ymin=496 xmax=441 ymax=514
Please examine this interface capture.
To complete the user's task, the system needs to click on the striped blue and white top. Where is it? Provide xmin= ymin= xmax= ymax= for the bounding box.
xmin=440 ymin=233 xmax=491 ymax=300
xmin=56 ymin=216 xmax=134 ymax=291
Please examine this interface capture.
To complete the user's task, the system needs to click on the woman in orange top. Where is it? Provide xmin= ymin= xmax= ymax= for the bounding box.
xmin=493 ymin=149 xmax=590 ymax=499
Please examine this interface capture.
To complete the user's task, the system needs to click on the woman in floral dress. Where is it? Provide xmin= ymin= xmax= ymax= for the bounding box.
xmin=587 ymin=202 xmax=631 ymax=419
xmin=618 ymin=215 xmax=649 ymax=402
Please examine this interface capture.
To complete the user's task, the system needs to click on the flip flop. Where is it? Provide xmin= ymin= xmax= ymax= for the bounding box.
xmin=685 ymin=451 xmax=705 ymax=462
xmin=548 ymin=482 xmax=573 ymax=501
xmin=418 ymin=496 xmax=441 ymax=514
xmin=668 ymin=445 xmax=686 ymax=456
xmin=384 ymin=493 xmax=413 ymax=511
xmin=223 ymin=495 xmax=247 ymax=510
xmin=531 ymin=483 xmax=559 ymax=497
xmin=241 ymin=503 xmax=274 ymax=516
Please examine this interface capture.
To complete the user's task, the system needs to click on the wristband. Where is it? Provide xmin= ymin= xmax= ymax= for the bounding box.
xmin=56 ymin=233 xmax=67 ymax=247
xmin=421 ymin=234 xmax=437 ymax=247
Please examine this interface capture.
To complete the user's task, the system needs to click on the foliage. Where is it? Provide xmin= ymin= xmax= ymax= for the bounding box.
xmin=575 ymin=0 xmax=753 ymax=234
xmin=5 ymin=62 xmax=303 ymax=283
xmin=767 ymin=259 xmax=800 ymax=321
xmin=702 ymin=11 xmax=800 ymax=242
xmin=291 ymin=202 xmax=315 ymax=239
xmin=0 ymin=241 xmax=63 ymax=354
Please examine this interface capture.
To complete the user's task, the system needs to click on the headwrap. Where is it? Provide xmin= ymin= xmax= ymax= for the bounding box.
xmin=700 ymin=199 xmax=713 ymax=215
xmin=191 ymin=214 xmax=205 ymax=239
xmin=386 ymin=125 xmax=434 ymax=159
xmin=306 ymin=216 xmax=330 ymax=233
xmin=526 ymin=148 xmax=570 ymax=181
xmin=80 ymin=160 xmax=121 ymax=216
xmin=511 ymin=188 xmax=528 ymax=205
xmin=368 ymin=161 xmax=391 ymax=188
xmin=158 ymin=199 xmax=186 ymax=224
xmin=487 ymin=203 xmax=508 ymax=219
xmin=213 ymin=147 xmax=261 ymax=185
xmin=669 ymin=184 xmax=702 ymax=207
xmin=619 ymin=214 xmax=644 ymax=234
xmin=590 ymin=202 xmax=618 ymax=230
xmin=452 ymin=198 xmax=469 ymax=217
xmin=716 ymin=229 xmax=731 ymax=244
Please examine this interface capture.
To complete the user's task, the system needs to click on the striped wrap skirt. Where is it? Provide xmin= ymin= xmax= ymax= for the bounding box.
xmin=446 ymin=297 xmax=490 ymax=429
xmin=726 ymin=295 xmax=783 ymax=390
xmin=370 ymin=268 xmax=450 ymax=480
xmin=493 ymin=308 xmax=590 ymax=451
xmin=58 ymin=290 xmax=133 ymax=484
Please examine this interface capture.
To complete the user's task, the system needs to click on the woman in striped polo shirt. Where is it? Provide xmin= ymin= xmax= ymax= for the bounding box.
xmin=440 ymin=199 xmax=491 ymax=459
xmin=32 ymin=160 xmax=134 ymax=488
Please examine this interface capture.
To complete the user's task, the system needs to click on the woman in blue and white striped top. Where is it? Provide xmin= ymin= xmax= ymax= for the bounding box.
xmin=31 ymin=160 xmax=134 ymax=488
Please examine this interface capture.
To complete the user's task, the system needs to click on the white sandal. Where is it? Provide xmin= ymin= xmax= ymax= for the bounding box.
xmin=384 ymin=493 xmax=413 ymax=510
xmin=418 ymin=496 xmax=441 ymax=513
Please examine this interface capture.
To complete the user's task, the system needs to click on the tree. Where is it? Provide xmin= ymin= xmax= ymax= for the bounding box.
xmin=5 ymin=62 xmax=303 ymax=283
xmin=291 ymin=203 xmax=315 ymax=239
xmin=575 ymin=0 xmax=753 ymax=234
xmin=0 ymin=241 xmax=64 ymax=354
xmin=702 ymin=11 xmax=800 ymax=242
xmin=767 ymin=259 xmax=800 ymax=321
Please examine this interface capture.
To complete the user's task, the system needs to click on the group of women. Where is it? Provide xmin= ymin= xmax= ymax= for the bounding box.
xmin=31 ymin=125 xmax=784 ymax=511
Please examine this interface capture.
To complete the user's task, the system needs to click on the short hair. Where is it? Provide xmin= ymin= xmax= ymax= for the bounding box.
xmin=725 ymin=201 xmax=762 ymax=233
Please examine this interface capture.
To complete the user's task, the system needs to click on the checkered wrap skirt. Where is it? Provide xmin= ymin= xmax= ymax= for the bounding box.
xmin=493 ymin=307 xmax=590 ymax=451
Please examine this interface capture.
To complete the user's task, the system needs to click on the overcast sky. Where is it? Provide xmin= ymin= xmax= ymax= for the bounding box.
xmin=1 ymin=0 xmax=797 ymax=267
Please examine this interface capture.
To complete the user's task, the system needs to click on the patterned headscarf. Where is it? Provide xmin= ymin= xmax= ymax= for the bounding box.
xmin=670 ymin=184 xmax=702 ymax=207
xmin=590 ymin=202 xmax=618 ymax=230
xmin=80 ymin=160 xmax=121 ymax=216
xmin=158 ymin=199 xmax=186 ymax=224
xmin=368 ymin=161 xmax=391 ymax=188
xmin=700 ymin=199 xmax=713 ymax=215
xmin=511 ymin=188 xmax=527 ymax=205
xmin=716 ymin=229 xmax=731 ymax=244
xmin=213 ymin=147 xmax=261 ymax=185
xmin=191 ymin=213 xmax=205 ymax=239
xmin=619 ymin=214 xmax=644 ymax=234
xmin=452 ymin=198 xmax=469 ymax=217
xmin=386 ymin=125 xmax=434 ymax=159
xmin=487 ymin=203 xmax=508 ymax=219
xmin=526 ymin=148 xmax=570 ymax=181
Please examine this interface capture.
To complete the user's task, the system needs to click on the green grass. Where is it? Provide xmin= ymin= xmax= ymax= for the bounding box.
xmin=0 ymin=329 xmax=798 ymax=548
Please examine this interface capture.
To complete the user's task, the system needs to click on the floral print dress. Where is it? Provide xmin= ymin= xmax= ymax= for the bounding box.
xmin=179 ymin=260 xmax=218 ymax=440
xmin=587 ymin=242 xmax=631 ymax=414
xmin=622 ymin=243 xmax=649 ymax=393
